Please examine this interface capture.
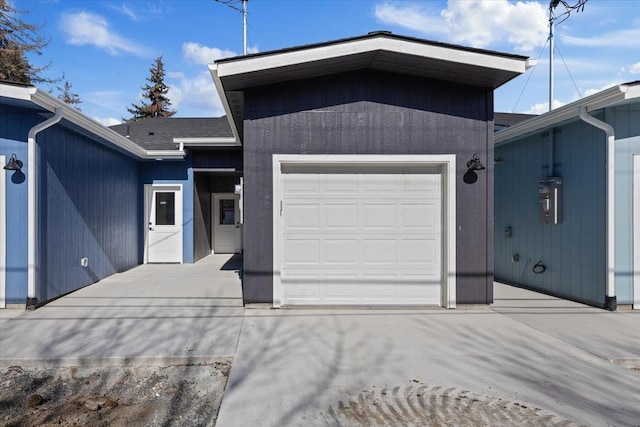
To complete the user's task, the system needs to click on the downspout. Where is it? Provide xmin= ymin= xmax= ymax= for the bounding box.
xmin=26 ymin=108 xmax=63 ymax=308
xmin=578 ymin=106 xmax=616 ymax=310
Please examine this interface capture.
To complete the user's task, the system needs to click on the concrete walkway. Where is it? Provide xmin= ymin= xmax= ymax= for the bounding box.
xmin=2 ymin=266 xmax=639 ymax=426
xmin=0 ymin=254 xmax=244 ymax=366
xmin=216 ymin=284 xmax=640 ymax=426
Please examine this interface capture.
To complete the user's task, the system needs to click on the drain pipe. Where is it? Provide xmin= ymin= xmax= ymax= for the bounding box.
xmin=578 ymin=106 xmax=616 ymax=310
xmin=26 ymin=108 xmax=63 ymax=308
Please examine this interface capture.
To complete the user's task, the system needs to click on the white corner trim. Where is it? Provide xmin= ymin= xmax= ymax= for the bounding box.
xmin=271 ymin=154 xmax=457 ymax=308
xmin=633 ymin=155 xmax=640 ymax=309
xmin=0 ymin=155 xmax=6 ymax=308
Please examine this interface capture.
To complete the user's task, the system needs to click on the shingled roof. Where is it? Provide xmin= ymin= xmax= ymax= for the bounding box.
xmin=494 ymin=112 xmax=537 ymax=129
xmin=110 ymin=117 xmax=233 ymax=150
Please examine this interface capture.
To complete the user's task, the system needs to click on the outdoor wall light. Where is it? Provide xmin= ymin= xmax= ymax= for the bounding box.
xmin=466 ymin=153 xmax=486 ymax=171
xmin=463 ymin=153 xmax=485 ymax=184
xmin=3 ymin=153 xmax=23 ymax=171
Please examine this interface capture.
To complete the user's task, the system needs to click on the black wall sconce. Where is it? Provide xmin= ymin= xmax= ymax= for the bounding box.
xmin=3 ymin=153 xmax=23 ymax=171
xmin=463 ymin=153 xmax=485 ymax=184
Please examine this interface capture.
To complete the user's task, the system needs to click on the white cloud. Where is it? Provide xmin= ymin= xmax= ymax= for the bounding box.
xmin=442 ymin=0 xmax=547 ymax=51
xmin=374 ymin=2 xmax=448 ymax=35
xmin=630 ymin=62 xmax=640 ymax=74
xmin=168 ymin=71 xmax=224 ymax=117
xmin=374 ymin=0 xmax=547 ymax=52
xmin=182 ymin=42 xmax=237 ymax=65
xmin=522 ymin=99 xmax=566 ymax=114
xmin=107 ymin=3 xmax=139 ymax=21
xmin=60 ymin=11 xmax=148 ymax=57
xmin=167 ymin=71 xmax=185 ymax=79
xmin=582 ymin=82 xmax=619 ymax=97
xmin=562 ymin=28 xmax=640 ymax=48
xmin=93 ymin=116 xmax=121 ymax=126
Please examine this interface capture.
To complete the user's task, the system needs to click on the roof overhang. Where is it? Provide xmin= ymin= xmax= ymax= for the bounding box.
xmin=1 ymin=83 xmax=186 ymax=160
xmin=210 ymin=32 xmax=531 ymax=143
xmin=496 ymin=81 xmax=640 ymax=146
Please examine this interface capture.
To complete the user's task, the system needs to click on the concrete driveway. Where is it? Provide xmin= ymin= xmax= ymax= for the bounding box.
xmin=0 ymin=254 xmax=244 ymax=366
xmin=2 ymin=261 xmax=639 ymax=426
xmin=216 ymin=284 xmax=640 ymax=426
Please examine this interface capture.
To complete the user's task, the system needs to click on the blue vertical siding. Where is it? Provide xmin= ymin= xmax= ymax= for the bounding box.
xmin=495 ymin=118 xmax=607 ymax=306
xmin=1 ymin=139 xmax=28 ymax=303
xmin=610 ymin=104 xmax=640 ymax=304
xmin=36 ymin=124 xmax=141 ymax=302
xmin=139 ymin=158 xmax=193 ymax=263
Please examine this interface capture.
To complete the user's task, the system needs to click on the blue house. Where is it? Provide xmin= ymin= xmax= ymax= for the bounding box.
xmin=1 ymin=82 xmax=240 ymax=308
xmin=495 ymin=81 xmax=640 ymax=310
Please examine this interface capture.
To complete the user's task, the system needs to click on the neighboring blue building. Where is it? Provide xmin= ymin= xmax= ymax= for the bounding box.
xmin=1 ymin=82 xmax=240 ymax=308
xmin=495 ymin=82 xmax=640 ymax=310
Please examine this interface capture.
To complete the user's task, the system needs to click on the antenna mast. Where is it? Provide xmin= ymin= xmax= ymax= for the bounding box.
xmin=215 ymin=0 xmax=248 ymax=55
xmin=547 ymin=0 xmax=588 ymax=112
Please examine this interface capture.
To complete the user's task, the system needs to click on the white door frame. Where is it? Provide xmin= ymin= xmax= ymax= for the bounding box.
xmin=1 ymin=155 xmax=6 ymax=308
xmin=144 ymin=184 xmax=183 ymax=264
xmin=212 ymin=193 xmax=242 ymax=254
xmin=633 ymin=155 xmax=640 ymax=309
xmin=272 ymin=154 xmax=457 ymax=308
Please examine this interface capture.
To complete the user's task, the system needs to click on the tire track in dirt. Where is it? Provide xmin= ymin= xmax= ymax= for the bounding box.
xmin=321 ymin=383 xmax=584 ymax=426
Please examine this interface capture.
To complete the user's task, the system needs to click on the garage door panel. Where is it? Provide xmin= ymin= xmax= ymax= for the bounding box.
xmin=281 ymin=167 xmax=442 ymax=306
xmin=360 ymin=274 xmax=397 ymax=299
xmin=284 ymin=239 xmax=320 ymax=264
xmin=283 ymin=274 xmax=321 ymax=300
xmin=402 ymin=203 xmax=439 ymax=230
xmin=402 ymin=239 xmax=439 ymax=264
xmin=326 ymin=274 xmax=358 ymax=299
xmin=326 ymin=239 xmax=358 ymax=264
xmin=400 ymin=274 xmax=440 ymax=300
xmin=363 ymin=239 xmax=397 ymax=264
xmin=326 ymin=204 xmax=358 ymax=229
xmin=362 ymin=204 xmax=397 ymax=229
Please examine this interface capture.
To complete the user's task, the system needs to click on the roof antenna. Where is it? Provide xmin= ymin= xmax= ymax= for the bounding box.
xmin=548 ymin=0 xmax=588 ymax=112
xmin=215 ymin=0 xmax=248 ymax=55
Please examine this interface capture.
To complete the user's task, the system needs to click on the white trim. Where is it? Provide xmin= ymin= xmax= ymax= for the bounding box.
xmin=208 ymin=65 xmax=242 ymax=144
xmin=216 ymin=37 xmax=527 ymax=79
xmin=496 ymin=82 xmax=640 ymax=146
xmin=0 ymin=155 xmax=6 ymax=308
xmin=144 ymin=184 xmax=184 ymax=264
xmin=272 ymin=154 xmax=457 ymax=308
xmin=173 ymin=137 xmax=240 ymax=147
xmin=1 ymin=83 xmax=187 ymax=160
xmin=633 ymin=155 xmax=640 ymax=309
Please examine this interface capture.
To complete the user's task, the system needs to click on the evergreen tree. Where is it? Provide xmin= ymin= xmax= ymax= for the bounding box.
xmin=0 ymin=0 xmax=53 ymax=84
xmin=57 ymin=76 xmax=82 ymax=110
xmin=126 ymin=56 xmax=176 ymax=121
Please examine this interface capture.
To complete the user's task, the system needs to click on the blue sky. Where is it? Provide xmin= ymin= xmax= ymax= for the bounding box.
xmin=13 ymin=0 xmax=640 ymax=125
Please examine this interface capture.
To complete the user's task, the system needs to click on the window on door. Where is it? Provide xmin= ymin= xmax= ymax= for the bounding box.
xmin=220 ymin=199 xmax=235 ymax=225
xmin=155 ymin=192 xmax=176 ymax=225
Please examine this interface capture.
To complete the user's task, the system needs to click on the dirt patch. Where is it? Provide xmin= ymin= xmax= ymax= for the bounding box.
xmin=321 ymin=382 xmax=584 ymax=426
xmin=0 ymin=361 xmax=231 ymax=427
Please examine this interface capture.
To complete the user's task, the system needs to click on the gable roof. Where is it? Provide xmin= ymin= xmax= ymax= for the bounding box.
xmin=0 ymin=81 xmax=185 ymax=160
xmin=110 ymin=117 xmax=234 ymax=150
xmin=210 ymin=31 xmax=533 ymax=142
xmin=495 ymin=81 xmax=640 ymax=146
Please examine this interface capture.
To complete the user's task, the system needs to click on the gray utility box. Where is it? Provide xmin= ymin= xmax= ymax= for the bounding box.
xmin=539 ymin=177 xmax=562 ymax=224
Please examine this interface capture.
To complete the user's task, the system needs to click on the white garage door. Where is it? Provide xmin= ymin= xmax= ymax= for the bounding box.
xmin=280 ymin=164 xmax=442 ymax=305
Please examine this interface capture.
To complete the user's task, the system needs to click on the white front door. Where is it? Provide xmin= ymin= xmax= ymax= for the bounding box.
xmin=146 ymin=185 xmax=183 ymax=263
xmin=634 ymin=155 xmax=640 ymax=309
xmin=213 ymin=193 xmax=241 ymax=254
xmin=1 ymin=155 xmax=6 ymax=308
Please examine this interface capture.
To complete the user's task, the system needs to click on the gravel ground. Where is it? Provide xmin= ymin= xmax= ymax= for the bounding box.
xmin=0 ymin=361 xmax=231 ymax=427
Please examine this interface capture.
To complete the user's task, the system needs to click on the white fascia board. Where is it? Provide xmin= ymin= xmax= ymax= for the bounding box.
xmin=216 ymin=37 xmax=528 ymax=78
xmin=495 ymin=85 xmax=629 ymax=146
xmin=28 ymin=88 xmax=185 ymax=160
xmin=173 ymin=137 xmax=240 ymax=147
xmin=208 ymin=64 xmax=241 ymax=143
xmin=0 ymin=84 xmax=33 ymax=101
